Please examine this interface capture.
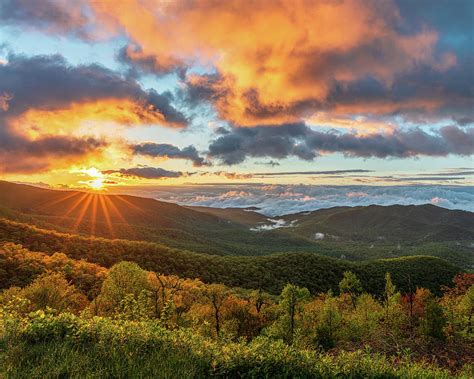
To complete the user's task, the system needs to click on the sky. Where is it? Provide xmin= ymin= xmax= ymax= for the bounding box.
xmin=0 ymin=0 xmax=473 ymax=210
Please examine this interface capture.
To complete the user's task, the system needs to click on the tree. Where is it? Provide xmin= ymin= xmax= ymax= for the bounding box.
xmin=278 ymin=284 xmax=310 ymax=344
xmin=345 ymin=293 xmax=383 ymax=343
xmin=441 ymin=276 xmax=474 ymax=337
xmin=97 ymin=261 xmax=149 ymax=315
xmin=22 ymin=271 xmax=88 ymax=313
xmin=442 ymin=273 xmax=474 ymax=297
xmin=316 ymin=290 xmax=342 ymax=349
xmin=403 ymin=273 xmax=416 ymax=330
xmin=421 ymin=297 xmax=446 ymax=340
xmin=339 ymin=271 xmax=362 ymax=309
xmin=382 ymin=272 xmax=404 ymax=333
xmin=202 ymin=283 xmax=230 ymax=337
xmin=384 ymin=272 xmax=397 ymax=317
xmin=459 ymin=285 xmax=474 ymax=336
xmin=250 ymin=288 xmax=270 ymax=314
xmin=148 ymin=272 xmax=183 ymax=319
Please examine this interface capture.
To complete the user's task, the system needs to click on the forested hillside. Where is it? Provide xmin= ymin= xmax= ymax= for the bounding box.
xmin=0 ymin=222 xmax=460 ymax=296
xmin=1 ymin=181 xmax=472 ymax=268
xmin=281 ymin=204 xmax=474 ymax=243
xmin=1 ymin=245 xmax=472 ymax=377
xmin=0 ymin=182 xmax=472 ymax=377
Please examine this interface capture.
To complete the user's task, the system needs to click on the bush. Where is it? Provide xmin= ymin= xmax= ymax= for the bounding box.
xmin=0 ymin=312 xmax=463 ymax=378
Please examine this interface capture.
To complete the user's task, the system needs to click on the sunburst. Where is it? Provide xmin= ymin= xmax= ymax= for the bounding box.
xmin=38 ymin=190 xmax=138 ymax=238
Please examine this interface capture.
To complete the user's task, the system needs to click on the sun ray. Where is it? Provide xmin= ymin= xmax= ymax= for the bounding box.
xmin=103 ymin=196 xmax=127 ymax=223
xmin=62 ymin=192 xmax=90 ymax=222
xmin=103 ymin=196 xmax=136 ymax=239
xmin=114 ymin=195 xmax=145 ymax=214
xmin=90 ymin=194 xmax=99 ymax=236
xmin=37 ymin=191 xmax=80 ymax=210
xmin=72 ymin=193 xmax=94 ymax=231
xmin=98 ymin=194 xmax=115 ymax=238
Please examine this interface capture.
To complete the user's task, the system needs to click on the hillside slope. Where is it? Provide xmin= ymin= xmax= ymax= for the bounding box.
xmin=0 ymin=181 xmax=472 ymax=267
xmin=0 ymin=219 xmax=460 ymax=296
xmin=0 ymin=181 xmax=318 ymax=256
xmin=280 ymin=204 xmax=474 ymax=243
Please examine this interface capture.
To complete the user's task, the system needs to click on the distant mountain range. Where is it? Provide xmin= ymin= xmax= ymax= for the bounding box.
xmin=0 ymin=181 xmax=473 ymax=269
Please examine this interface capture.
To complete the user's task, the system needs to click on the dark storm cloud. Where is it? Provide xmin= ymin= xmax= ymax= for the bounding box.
xmin=0 ymin=133 xmax=106 ymax=173
xmin=208 ymin=123 xmax=315 ymax=165
xmin=104 ymin=167 xmax=184 ymax=179
xmin=183 ymin=53 xmax=473 ymax=127
xmin=0 ymin=134 xmax=105 ymax=157
xmin=256 ymin=160 xmax=280 ymax=167
xmin=0 ymin=0 xmax=93 ymax=39
xmin=117 ymin=45 xmax=186 ymax=78
xmin=0 ymin=53 xmax=188 ymax=126
xmin=131 ymin=143 xmax=209 ymax=167
xmin=328 ymin=54 xmax=474 ymax=124
xmin=208 ymin=123 xmax=474 ymax=165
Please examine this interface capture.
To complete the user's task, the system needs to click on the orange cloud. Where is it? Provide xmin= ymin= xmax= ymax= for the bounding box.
xmin=88 ymin=0 xmax=454 ymax=125
xmin=9 ymin=98 xmax=178 ymax=139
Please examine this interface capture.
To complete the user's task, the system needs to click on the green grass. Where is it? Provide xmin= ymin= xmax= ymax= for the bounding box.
xmin=1 ymin=312 xmax=468 ymax=378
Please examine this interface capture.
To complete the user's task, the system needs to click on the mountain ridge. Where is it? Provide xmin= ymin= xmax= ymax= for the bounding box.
xmin=0 ymin=181 xmax=472 ymax=268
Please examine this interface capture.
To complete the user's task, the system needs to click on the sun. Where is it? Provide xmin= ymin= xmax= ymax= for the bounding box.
xmin=73 ymin=167 xmax=107 ymax=190
xmin=89 ymin=178 xmax=105 ymax=190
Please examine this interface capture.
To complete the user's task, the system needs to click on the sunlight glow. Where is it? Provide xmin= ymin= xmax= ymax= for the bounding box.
xmin=89 ymin=178 xmax=105 ymax=190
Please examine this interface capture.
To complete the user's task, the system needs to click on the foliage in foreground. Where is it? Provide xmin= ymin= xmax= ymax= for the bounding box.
xmin=0 ymin=251 xmax=472 ymax=377
xmin=0 ymin=311 xmax=470 ymax=379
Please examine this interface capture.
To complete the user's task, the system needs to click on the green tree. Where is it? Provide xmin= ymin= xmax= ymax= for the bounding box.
xmin=383 ymin=272 xmax=398 ymax=318
xmin=339 ymin=271 xmax=362 ymax=309
xmin=459 ymin=285 xmax=474 ymax=336
xmin=421 ymin=297 xmax=446 ymax=340
xmin=22 ymin=271 xmax=87 ymax=313
xmin=97 ymin=261 xmax=149 ymax=315
xmin=344 ymin=293 xmax=383 ymax=343
xmin=316 ymin=291 xmax=342 ymax=349
xmin=202 ymin=283 xmax=230 ymax=338
xmin=278 ymin=284 xmax=311 ymax=344
xmin=250 ymin=288 xmax=270 ymax=314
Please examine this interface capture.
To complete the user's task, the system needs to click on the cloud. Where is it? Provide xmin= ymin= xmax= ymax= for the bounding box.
xmin=1 ymin=0 xmax=472 ymax=174
xmin=200 ymin=169 xmax=373 ymax=180
xmin=0 ymin=53 xmax=188 ymax=173
xmin=117 ymin=44 xmax=186 ymax=78
xmin=208 ymin=123 xmax=317 ymax=165
xmin=0 ymin=92 xmax=12 ymax=111
xmin=112 ymin=184 xmax=474 ymax=216
xmin=384 ymin=176 xmax=466 ymax=182
xmin=256 ymin=160 xmax=280 ymax=167
xmin=131 ymin=142 xmax=208 ymax=167
xmin=209 ymin=171 xmax=254 ymax=180
xmin=208 ymin=123 xmax=474 ymax=164
xmin=0 ymin=0 xmax=94 ymax=39
xmin=1 ymin=53 xmax=187 ymax=126
xmin=253 ymin=170 xmax=373 ymax=177
xmin=419 ymin=170 xmax=474 ymax=177
xmin=103 ymin=167 xmax=184 ymax=180
xmin=250 ymin=218 xmax=297 ymax=232
xmin=7 ymin=0 xmax=470 ymax=129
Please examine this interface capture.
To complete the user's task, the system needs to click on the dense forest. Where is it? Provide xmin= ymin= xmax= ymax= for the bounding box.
xmin=0 ymin=221 xmax=461 ymax=296
xmin=0 ymin=243 xmax=472 ymax=377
